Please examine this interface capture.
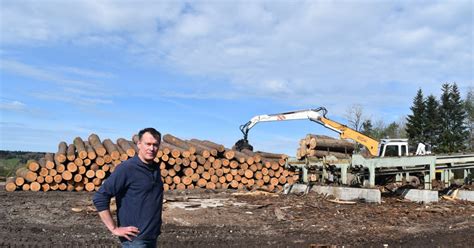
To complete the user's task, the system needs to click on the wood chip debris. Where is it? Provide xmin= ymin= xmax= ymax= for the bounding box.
xmin=232 ymin=190 xmax=279 ymax=197
xmin=326 ymin=199 xmax=356 ymax=204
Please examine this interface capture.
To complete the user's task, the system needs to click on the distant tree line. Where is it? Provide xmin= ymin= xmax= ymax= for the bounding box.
xmin=345 ymin=83 xmax=473 ymax=153
xmin=0 ymin=150 xmax=46 ymax=178
xmin=0 ymin=150 xmax=45 ymax=161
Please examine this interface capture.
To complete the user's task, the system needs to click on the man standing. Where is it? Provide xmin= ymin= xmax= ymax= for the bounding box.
xmin=93 ymin=128 xmax=163 ymax=248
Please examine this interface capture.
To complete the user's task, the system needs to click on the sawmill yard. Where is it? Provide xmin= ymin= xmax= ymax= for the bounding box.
xmin=2 ymin=133 xmax=474 ymax=247
xmin=1 ymin=187 xmax=473 ymax=247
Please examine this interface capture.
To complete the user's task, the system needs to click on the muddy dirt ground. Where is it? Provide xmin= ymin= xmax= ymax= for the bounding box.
xmin=1 ymin=186 xmax=473 ymax=248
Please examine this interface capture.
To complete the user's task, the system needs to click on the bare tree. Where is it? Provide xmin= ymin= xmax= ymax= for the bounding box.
xmin=397 ymin=116 xmax=408 ymax=138
xmin=344 ymin=104 xmax=365 ymax=132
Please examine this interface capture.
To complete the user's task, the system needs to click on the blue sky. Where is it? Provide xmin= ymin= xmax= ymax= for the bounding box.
xmin=0 ymin=0 xmax=472 ymax=155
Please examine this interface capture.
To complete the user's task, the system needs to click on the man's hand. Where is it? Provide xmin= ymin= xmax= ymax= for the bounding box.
xmin=97 ymin=210 xmax=140 ymax=241
xmin=111 ymin=226 xmax=140 ymax=241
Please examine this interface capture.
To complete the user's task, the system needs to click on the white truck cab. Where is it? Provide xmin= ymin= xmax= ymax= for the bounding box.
xmin=378 ymin=139 xmax=409 ymax=157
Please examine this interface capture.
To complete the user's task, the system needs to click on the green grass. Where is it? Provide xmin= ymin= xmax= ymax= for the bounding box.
xmin=0 ymin=158 xmax=24 ymax=178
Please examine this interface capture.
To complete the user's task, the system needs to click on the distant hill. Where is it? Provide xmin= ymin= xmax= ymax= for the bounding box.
xmin=0 ymin=150 xmax=46 ymax=179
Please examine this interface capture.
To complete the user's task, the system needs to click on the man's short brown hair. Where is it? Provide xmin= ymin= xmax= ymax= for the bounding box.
xmin=138 ymin=127 xmax=161 ymax=141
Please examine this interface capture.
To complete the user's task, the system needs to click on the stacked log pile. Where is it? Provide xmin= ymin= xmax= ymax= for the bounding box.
xmin=5 ymin=134 xmax=136 ymax=193
xmin=154 ymin=134 xmax=295 ymax=191
xmin=6 ymin=133 xmax=297 ymax=192
xmin=296 ymin=134 xmax=354 ymax=160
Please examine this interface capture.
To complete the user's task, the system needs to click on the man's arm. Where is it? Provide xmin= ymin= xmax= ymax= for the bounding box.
xmin=97 ymin=209 xmax=139 ymax=241
xmin=93 ymin=163 xmax=139 ymax=240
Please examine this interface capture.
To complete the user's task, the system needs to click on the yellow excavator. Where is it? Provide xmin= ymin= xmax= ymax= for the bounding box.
xmin=234 ymin=107 xmax=428 ymax=157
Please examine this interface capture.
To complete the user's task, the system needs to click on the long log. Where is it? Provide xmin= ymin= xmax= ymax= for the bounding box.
xmin=62 ymin=170 xmax=72 ymax=181
xmin=73 ymin=137 xmax=88 ymax=159
xmin=132 ymin=134 xmax=139 ymax=144
xmin=16 ymin=167 xmax=37 ymax=182
xmin=255 ymin=151 xmax=287 ymax=159
xmin=163 ymin=134 xmax=196 ymax=154
xmin=88 ymin=134 xmax=106 ymax=156
xmin=103 ymin=139 xmax=120 ymax=160
xmin=117 ymin=138 xmax=135 ymax=157
xmin=39 ymin=167 xmax=48 ymax=177
xmin=44 ymin=153 xmax=55 ymax=169
xmin=38 ymin=158 xmax=46 ymax=169
xmin=27 ymin=160 xmax=40 ymax=172
xmin=232 ymin=150 xmax=250 ymax=164
xmin=5 ymin=177 xmax=17 ymax=192
xmin=15 ymin=177 xmax=25 ymax=186
xmin=160 ymin=142 xmax=183 ymax=158
xmin=241 ymin=149 xmax=261 ymax=163
xmin=84 ymin=141 xmax=97 ymax=160
xmin=223 ymin=149 xmax=235 ymax=160
xmin=30 ymin=182 xmax=41 ymax=192
xmin=67 ymin=143 xmax=76 ymax=161
xmin=129 ymin=140 xmax=139 ymax=153
xmin=307 ymin=150 xmax=351 ymax=159
xmin=193 ymin=139 xmax=225 ymax=153
xmin=185 ymin=140 xmax=213 ymax=158
xmin=307 ymin=135 xmax=355 ymax=153
xmin=187 ymin=139 xmax=219 ymax=156
xmin=55 ymin=141 xmax=67 ymax=163
xmin=115 ymin=144 xmax=129 ymax=161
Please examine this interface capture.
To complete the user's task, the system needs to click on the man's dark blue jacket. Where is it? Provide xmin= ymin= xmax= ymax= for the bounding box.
xmin=93 ymin=155 xmax=164 ymax=241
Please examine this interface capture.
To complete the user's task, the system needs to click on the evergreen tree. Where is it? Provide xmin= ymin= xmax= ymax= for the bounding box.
xmin=437 ymin=83 xmax=468 ymax=152
xmin=450 ymin=83 xmax=468 ymax=151
xmin=424 ymin=94 xmax=441 ymax=148
xmin=405 ymin=89 xmax=426 ymax=146
xmin=384 ymin=122 xmax=400 ymax=138
xmin=361 ymin=119 xmax=374 ymax=138
xmin=465 ymin=88 xmax=474 ymax=151
xmin=373 ymin=120 xmax=387 ymax=140
xmin=438 ymin=83 xmax=453 ymax=152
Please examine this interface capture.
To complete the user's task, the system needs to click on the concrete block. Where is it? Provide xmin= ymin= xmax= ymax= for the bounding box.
xmin=283 ymin=184 xmax=310 ymax=194
xmin=311 ymin=186 xmax=381 ymax=203
xmin=454 ymin=190 xmax=474 ymax=202
xmin=402 ymin=189 xmax=438 ymax=203
xmin=284 ymin=184 xmax=381 ymax=203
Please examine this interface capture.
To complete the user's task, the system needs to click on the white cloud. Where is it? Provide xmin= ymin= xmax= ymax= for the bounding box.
xmin=1 ymin=0 xmax=472 ymax=118
xmin=0 ymin=59 xmax=99 ymax=88
xmin=0 ymin=59 xmax=115 ymax=107
xmin=54 ymin=66 xmax=115 ymax=79
xmin=0 ymin=100 xmax=26 ymax=111
xmin=30 ymin=91 xmax=113 ymax=106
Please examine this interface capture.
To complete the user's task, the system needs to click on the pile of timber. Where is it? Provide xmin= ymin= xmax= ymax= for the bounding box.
xmin=157 ymin=134 xmax=294 ymax=191
xmin=6 ymin=133 xmax=297 ymax=192
xmin=296 ymin=134 xmax=354 ymax=160
xmin=5 ymin=134 xmax=136 ymax=192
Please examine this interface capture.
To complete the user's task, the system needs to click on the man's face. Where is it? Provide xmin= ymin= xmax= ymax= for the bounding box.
xmin=137 ymin=132 xmax=160 ymax=162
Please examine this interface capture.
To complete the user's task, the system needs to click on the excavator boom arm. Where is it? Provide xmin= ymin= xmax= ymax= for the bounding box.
xmin=318 ymin=117 xmax=379 ymax=156
xmin=237 ymin=107 xmax=380 ymax=156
